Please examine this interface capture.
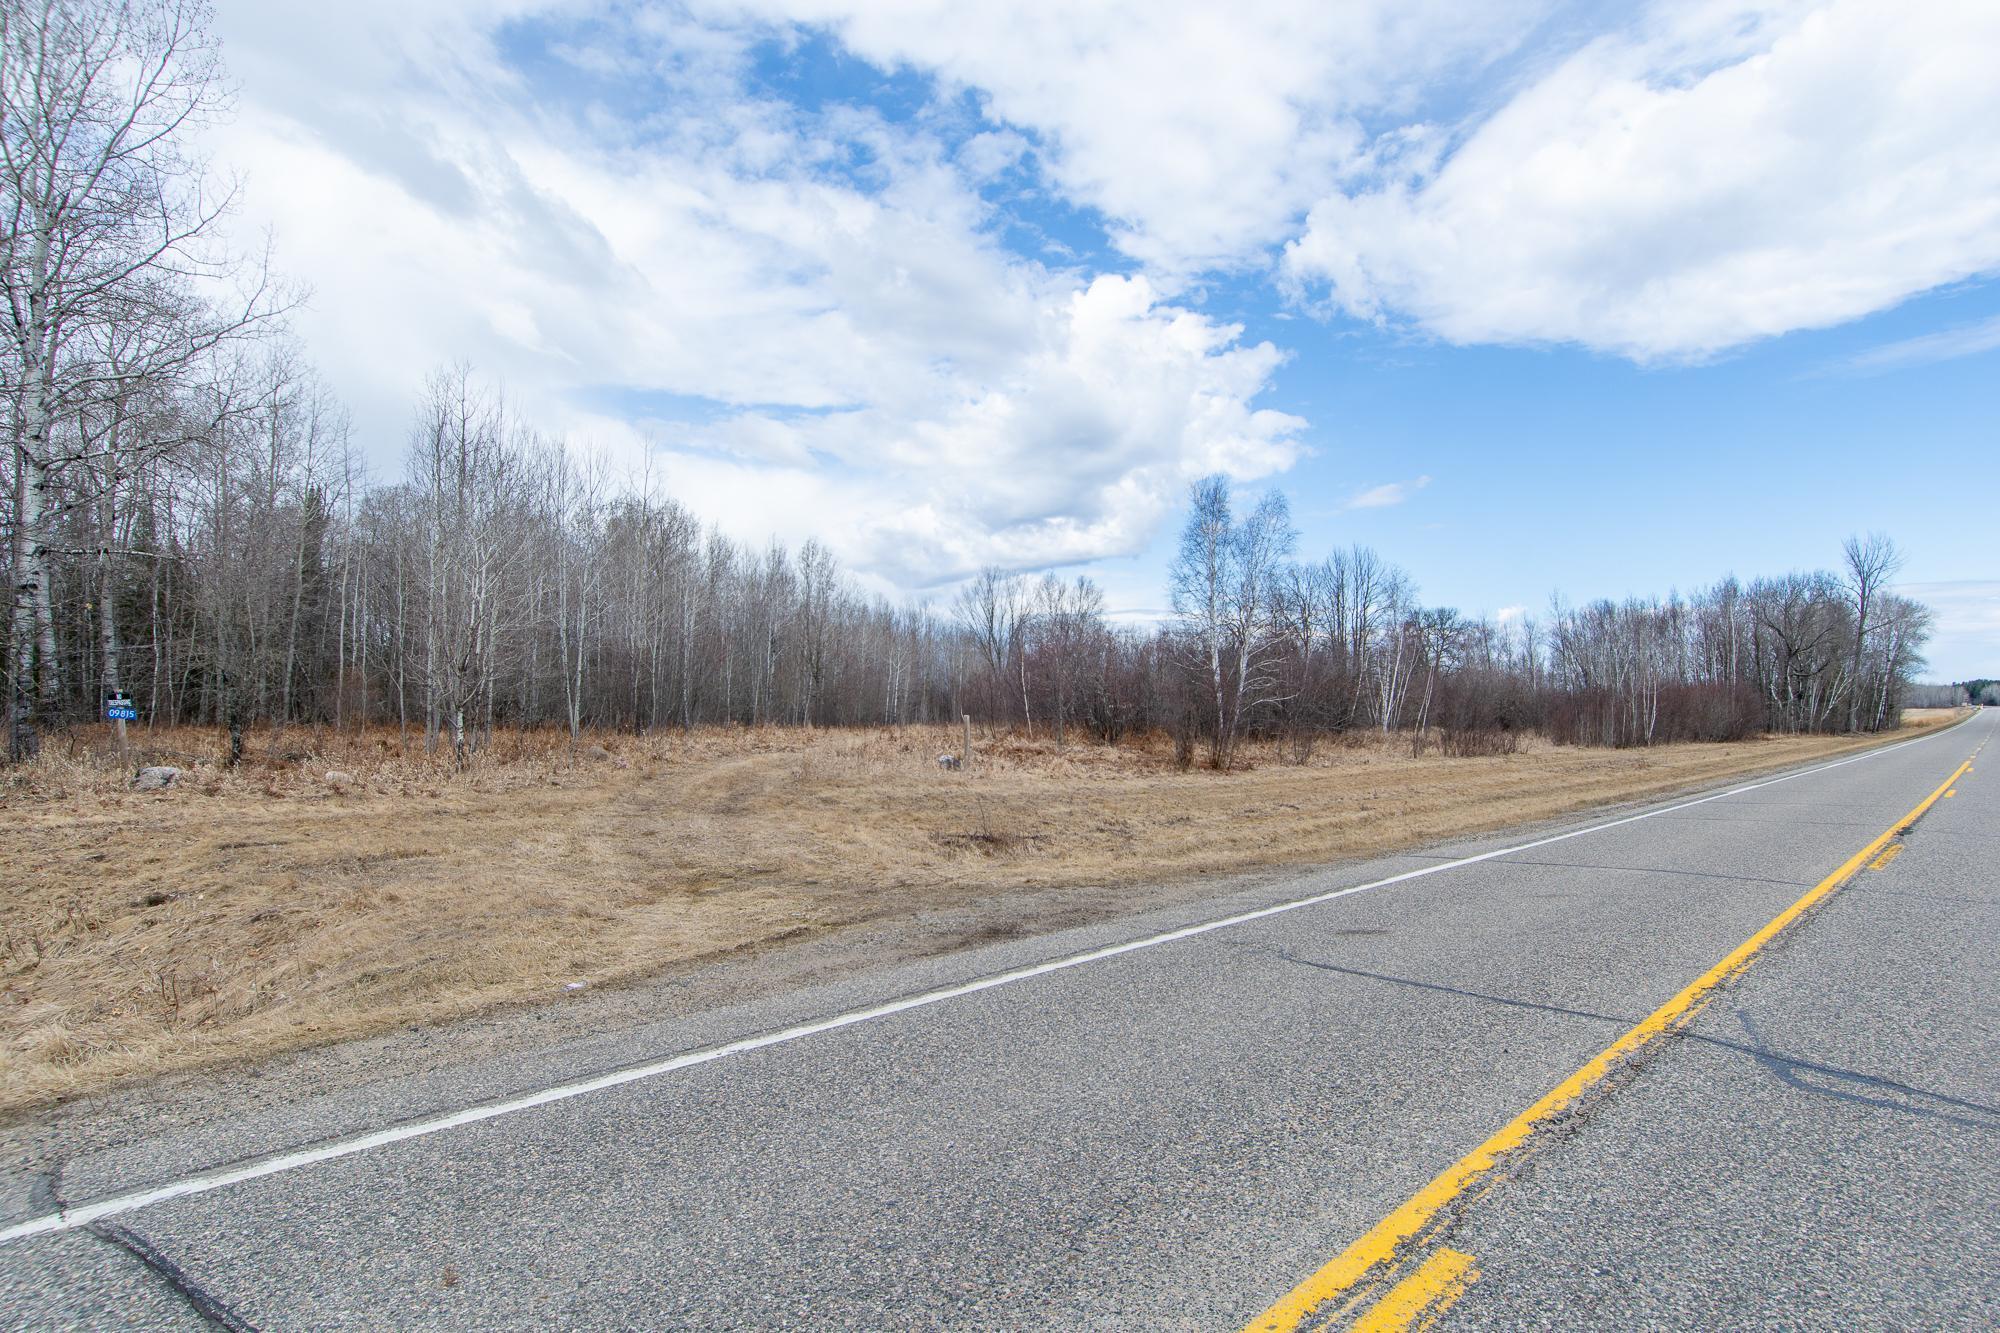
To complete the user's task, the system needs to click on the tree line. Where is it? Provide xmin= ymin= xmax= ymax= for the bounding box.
xmin=3 ymin=0 xmax=1935 ymax=766
xmin=1909 ymin=679 xmax=1999 ymax=708
xmin=1152 ymin=486 xmax=1929 ymax=767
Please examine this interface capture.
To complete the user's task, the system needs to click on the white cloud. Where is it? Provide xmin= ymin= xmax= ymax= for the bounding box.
xmin=207 ymin=0 xmax=1303 ymax=586
xmin=1284 ymin=0 xmax=2000 ymax=360
xmin=1842 ymin=313 xmax=2000 ymax=375
xmin=1345 ymin=474 xmax=1431 ymax=509
xmin=658 ymin=274 xmax=1305 ymax=584
xmin=202 ymin=0 xmax=1999 ymax=605
xmin=724 ymin=0 xmax=1555 ymax=275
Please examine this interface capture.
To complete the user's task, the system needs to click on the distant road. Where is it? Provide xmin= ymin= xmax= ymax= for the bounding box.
xmin=4 ymin=711 xmax=1994 ymax=1329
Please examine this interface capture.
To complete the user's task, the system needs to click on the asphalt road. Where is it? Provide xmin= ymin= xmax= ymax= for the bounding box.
xmin=3 ymin=712 xmax=1994 ymax=1330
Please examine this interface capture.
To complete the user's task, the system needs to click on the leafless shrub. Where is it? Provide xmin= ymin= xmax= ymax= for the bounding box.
xmin=1440 ymin=727 xmax=1521 ymax=758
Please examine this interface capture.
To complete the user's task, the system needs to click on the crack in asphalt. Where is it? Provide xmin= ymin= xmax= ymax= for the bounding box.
xmin=1729 ymin=1008 xmax=2000 ymax=1131
xmin=1488 ymin=857 xmax=1816 ymax=890
xmin=86 ymin=1222 xmax=258 ymax=1332
xmin=1266 ymin=951 xmax=2000 ymax=1130
xmin=47 ymin=1159 xmax=258 ymax=1332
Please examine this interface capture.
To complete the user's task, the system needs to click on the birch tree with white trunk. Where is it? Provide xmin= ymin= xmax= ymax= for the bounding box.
xmin=2 ymin=0 xmax=279 ymax=757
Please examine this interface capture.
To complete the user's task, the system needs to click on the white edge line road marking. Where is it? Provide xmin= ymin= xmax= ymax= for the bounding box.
xmin=2 ymin=715 xmax=1983 ymax=1245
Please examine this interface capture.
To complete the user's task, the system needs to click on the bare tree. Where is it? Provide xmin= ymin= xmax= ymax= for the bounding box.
xmin=407 ymin=366 xmax=532 ymax=765
xmin=545 ymin=443 xmax=603 ymax=742
xmin=795 ymin=538 xmax=838 ymax=726
xmin=1029 ymin=572 xmax=1104 ymax=746
xmin=1169 ymin=475 xmax=1233 ymax=765
xmin=3 ymin=0 xmax=281 ymax=757
xmin=953 ymin=565 xmax=1032 ymax=731
xmin=1168 ymin=476 xmax=1295 ymax=768
xmin=1841 ymin=533 xmax=1903 ymax=732
xmin=1219 ymin=488 xmax=1296 ymax=764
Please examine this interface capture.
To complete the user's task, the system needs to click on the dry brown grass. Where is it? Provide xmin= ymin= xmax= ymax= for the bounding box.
xmin=0 ymin=709 xmax=1967 ymax=1113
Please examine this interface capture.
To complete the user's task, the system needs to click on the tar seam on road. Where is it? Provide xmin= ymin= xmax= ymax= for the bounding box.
xmin=87 ymin=1221 xmax=260 ymax=1332
xmin=1269 ymin=953 xmax=2000 ymax=1128
xmin=1239 ymin=749 xmax=1976 ymax=1333
xmin=0 ymin=717 xmax=1977 ymax=1248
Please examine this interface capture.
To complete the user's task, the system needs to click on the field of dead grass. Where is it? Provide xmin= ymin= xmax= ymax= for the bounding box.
xmin=0 ymin=709 xmax=1968 ymax=1113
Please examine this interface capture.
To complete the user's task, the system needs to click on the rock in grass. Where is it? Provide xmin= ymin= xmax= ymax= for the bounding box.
xmin=132 ymin=766 xmax=184 ymax=791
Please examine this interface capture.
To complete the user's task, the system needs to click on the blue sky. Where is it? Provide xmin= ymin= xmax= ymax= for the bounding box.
xmin=207 ymin=0 xmax=1999 ymax=678
xmin=1179 ymin=279 xmax=2000 ymax=644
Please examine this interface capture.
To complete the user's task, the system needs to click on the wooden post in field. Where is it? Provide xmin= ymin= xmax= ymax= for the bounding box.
xmin=962 ymin=713 xmax=972 ymax=771
xmin=107 ymin=691 xmax=133 ymax=767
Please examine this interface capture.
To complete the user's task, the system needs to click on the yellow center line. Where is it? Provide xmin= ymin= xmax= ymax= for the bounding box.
xmin=1243 ymin=754 xmax=1974 ymax=1333
xmin=1867 ymin=844 xmax=1903 ymax=871
xmin=1348 ymin=1249 xmax=1479 ymax=1333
